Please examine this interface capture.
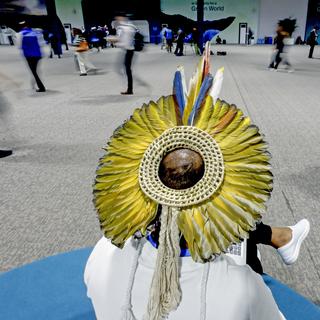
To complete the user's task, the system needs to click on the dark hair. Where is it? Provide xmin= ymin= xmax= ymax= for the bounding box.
xmin=278 ymin=18 xmax=297 ymax=36
xmin=159 ymin=148 xmax=204 ymax=190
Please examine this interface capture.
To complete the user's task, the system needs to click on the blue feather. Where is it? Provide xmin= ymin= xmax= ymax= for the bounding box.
xmin=188 ymin=74 xmax=213 ymax=125
xmin=173 ymin=70 xmax=186 ymax=116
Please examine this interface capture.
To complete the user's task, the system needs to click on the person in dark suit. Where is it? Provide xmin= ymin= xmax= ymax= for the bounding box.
xmin=174 ymin=28 xmax=185 ymax=56
xmin=308 ymin=26 xmax=318 ymax=58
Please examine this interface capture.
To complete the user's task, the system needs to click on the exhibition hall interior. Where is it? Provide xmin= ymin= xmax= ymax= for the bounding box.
xmin=0 ymin=0 xmax=320 ymax=319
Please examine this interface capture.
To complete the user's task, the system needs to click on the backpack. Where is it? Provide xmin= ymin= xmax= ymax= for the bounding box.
xmin=134 ymin=31 xmax=144 ymax=51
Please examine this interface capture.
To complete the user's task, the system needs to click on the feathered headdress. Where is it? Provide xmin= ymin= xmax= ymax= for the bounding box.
xmin=94 ymin=42 xmax=272 ymax=319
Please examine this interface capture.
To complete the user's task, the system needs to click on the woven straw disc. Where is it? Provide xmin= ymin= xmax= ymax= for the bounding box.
xmin=139 ymin=126 xmax=225 ymax=207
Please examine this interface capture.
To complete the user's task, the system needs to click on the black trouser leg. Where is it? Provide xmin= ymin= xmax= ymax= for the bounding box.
xmin=26 ymin=57 xmax=45 ymax=91
xmin=124 ymin=50 xmax=134 ymax=93
xmin=309 ymin=45 xmax=314 ymax=58
xmin=250 ymin=222 xmax=272 ymax=244
xmin=247 ymin=222 xmax=272 ymax=274
xmin=178 ymin=43 xmax=183 ymax=55
xmin=274 ymin=51 xmax=282 ymax=69
xmin=174 ymin=44 xmax=178 ymax=54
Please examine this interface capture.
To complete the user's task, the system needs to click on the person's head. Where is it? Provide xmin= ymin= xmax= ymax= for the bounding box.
xmin=314 ymin=25 xmax=319 ymax=30
xmin=19 ymin=21 xmax=28 ymax=30
xmin=276 ymin=25 xmax=283 ymax=33
xmin=115 ymin=12 xmax=128 ymax=24
xmin=159 ymin=148 xmax=204 ymax=190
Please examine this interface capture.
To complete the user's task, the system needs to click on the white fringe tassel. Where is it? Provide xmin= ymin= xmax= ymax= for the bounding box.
xmin=144 ymin=206 xmax=182 ymax=320
xmin=200 ymin=263 xmax=210 ymax=320
xmin=121 ymin=239 xmax=143 ymax=320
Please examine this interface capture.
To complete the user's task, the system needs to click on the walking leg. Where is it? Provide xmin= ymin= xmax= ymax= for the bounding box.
xmin=26 ymin=57 xmax=45 ymax=91
xmin=309 ymin=45 xmax=314 ymax=58
xmin=123 ymin=50 xmax=134 ymax=94
xmin=76 ymin=53 xmax=87 ymax=75
xmin=247 ymin=222 xmax=272 ymax=274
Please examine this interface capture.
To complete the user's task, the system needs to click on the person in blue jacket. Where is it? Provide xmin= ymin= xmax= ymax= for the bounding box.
xmin=19 ymin=21 xmax=46 ymax=92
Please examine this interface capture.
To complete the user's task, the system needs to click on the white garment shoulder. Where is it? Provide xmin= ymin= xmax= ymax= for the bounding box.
xmin=85 ymin=237 xmax=281 ymax=320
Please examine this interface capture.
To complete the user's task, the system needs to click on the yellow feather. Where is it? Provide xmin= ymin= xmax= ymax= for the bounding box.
xmin=140 ymin=106 xmax=164 ymax=138
xmin=225 ymin=161 xmax=271 ymax=172
xmin=218 ymin=125 xmax=259 ymax=149
xmin=209 ymin=196 xmax=254 ymax=235
xmin=202 ymin=216 xmax=221 ymax=254
xmin=182 ymin=58 xmax=205 ymax=125
xmin=146 ymin=101 xmax=169 ymax=132
xmin=213 ymin=109 xmax=244 ymax=140
xmin=206 ymin=100 xmax=230 ymax=132
xmin=222 ymin=142 xmax=268 ymax=159
xmin=219 ymin=189 xmax=265 ymax=221
xmin=194 ymin=96 xmax=213 ymax=130
xmin=157 ymin=96 xmax=178 ymax=127
xmin=206 ymin=200 xmax=241 ymax=242
xmin=210 ymin=106 xmax=237 ymax=134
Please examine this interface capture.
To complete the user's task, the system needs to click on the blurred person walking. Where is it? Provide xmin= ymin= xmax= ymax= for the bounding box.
xmin=114 ymin=14 xmax=136 ymax=95
xmin=165 ymin=27 xmax=173 ymax=53
xmin=48 ymin=32 xmax=62 ymax=58
xmin=191 ymin=27 xmax=201 ymax=55
xmin=19 ymin=21 xmax=46 ymax=92
xmin=0 ymin=88 xmax=13 ymax=158
xmin=268 ymin=19 xmax=296 ymax=72
xmin=160 ymin=25 xmax=168 ymax=50
xmin=0 ymin=93 xmax=13 ymax=157
xmin=74 ymin=37 xmax=97 ymax=76
xmin=174 ymin=28 xmax=185 ymax=56
xmin=308 ymin=26 xmax=318 ymax=58
xmin=47 ymin=15 xmax=66 ymax=58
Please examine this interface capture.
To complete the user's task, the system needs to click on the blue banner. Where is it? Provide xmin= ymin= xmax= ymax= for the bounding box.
xmin=305 ymin=0 xmax=320 ymax=40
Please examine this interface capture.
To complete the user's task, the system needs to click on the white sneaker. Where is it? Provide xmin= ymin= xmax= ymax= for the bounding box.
xmin=277 ymin=219 xmax=310 ymax=265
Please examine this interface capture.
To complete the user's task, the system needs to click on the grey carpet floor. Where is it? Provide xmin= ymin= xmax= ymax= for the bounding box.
xmin=0 ymin=43 xmax=319 ymax=303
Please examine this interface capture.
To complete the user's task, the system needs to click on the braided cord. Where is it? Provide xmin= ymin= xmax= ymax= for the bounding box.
xmin=121 ymin=239 xmax=143 ymax=320
xmin=200 ymin=262 xmax=210 ymax=320
xmin=144 ymin=206 xmax=182 ymax=320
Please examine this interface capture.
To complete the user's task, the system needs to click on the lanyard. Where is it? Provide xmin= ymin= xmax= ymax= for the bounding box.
xmin=146 ymin=234 xmax=191 ymax=257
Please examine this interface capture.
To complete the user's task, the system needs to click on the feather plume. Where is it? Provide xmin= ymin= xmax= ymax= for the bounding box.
xmin=182 ymin=42 xmax=215 ymax=125
xmin=210 ymin=67 xmax=224 ymax=104
xmin=173 ymin=66 xmax=187 ymax=122
xmin=188 ymin=74 xmax=213 ymax=125
xmin=182 ymin=58 xmax=205 ymax=124
xmin=95 ymin=47 xmax=273 ymax=264
xmin=203 ymin=42 xmax=211 ymax=79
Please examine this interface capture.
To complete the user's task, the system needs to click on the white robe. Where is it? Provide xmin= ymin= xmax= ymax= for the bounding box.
xmin=84 ymin=237 xmax=281 ymax=320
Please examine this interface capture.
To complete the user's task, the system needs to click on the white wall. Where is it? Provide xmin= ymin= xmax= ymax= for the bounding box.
xmin=55 ymin=0 xmax=84 ymax=29
xmin=161 ymin=0 xmax=259 ymax=44
xmin=161 ymin=0 xmax=309 ymax=43
xmin=258 ymin=0 xmax=308 ymax=40
xmin=203 ymin=0 xmax=259 ymax=44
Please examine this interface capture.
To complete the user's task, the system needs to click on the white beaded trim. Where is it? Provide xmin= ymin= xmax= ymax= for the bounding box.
xmin=139 ymin=126 xmax=224 ymax=207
